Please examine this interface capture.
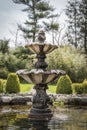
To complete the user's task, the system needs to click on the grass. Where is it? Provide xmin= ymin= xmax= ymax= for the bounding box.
xmin=20 ymin=83 xmax=34 ymax=93
xmin=48 ymin=84 xmax=57 ymax=93
xmin=20 ymin=83 xmax=57 ymax=93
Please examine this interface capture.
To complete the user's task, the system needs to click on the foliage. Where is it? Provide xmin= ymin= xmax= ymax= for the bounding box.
xmin=13 ymin=46 xmax=32 ymax=59
xmin=66 ymin=0 xmax=79 ymax=47
xmin=13 ymin=0 xmax=56 ymax=42
xmin=4 ymin=54 xmax=19 ymax=72
xmin=0 ymin=67 xmax=8 ymax=79
xmin=0 ymin=79 xmax=4 ymax=93
xmin=79 ymin=0 xmax=87 ymax=54
xmin=0 ymin=79 xmax=6 ymax=93
xmin=47 ymin=45 xmax=87 ymax=82
xmin=0 ymin=45 xmax=35 ymax=79
xmin=44 ymin=14 xmax=59 ymax=44
xmin=72 ymin=80 xmax=87 ymax=94
xmin=0 ymin=39 xmax=9 ymax=54
xmin=82 ymin=80 xmax=87 ymax=93
xmin=56 ymin=75 xmax=72 ymax=94
xmin=72 ymin=83 xmax=83 ymax=94
xmin=66 ymin=0 xmax=87 ymax=54
xmin=0 ymin=42 xmax=87 ymax=84
xmin=6 ymin=73 xmax=20 ymax=93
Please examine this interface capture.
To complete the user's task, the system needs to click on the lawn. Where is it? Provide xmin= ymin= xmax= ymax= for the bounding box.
xmin=20 ymin=83 xmax=33 ymax=93
xmin=48 ymin=84 xmax=57 ymax=93
xmin=20 ymin=83 xmax=57 ymax=93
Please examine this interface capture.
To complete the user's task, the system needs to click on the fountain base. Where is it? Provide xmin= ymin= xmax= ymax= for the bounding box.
xmin=29 ymin=107 xmax=53 ymax=120
xmin=28 ymin=84 xmax=53 ymax=120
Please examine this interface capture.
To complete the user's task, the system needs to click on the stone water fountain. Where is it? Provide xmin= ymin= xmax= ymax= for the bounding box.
xmin=17 ymin=30 xmax=65 ymax=121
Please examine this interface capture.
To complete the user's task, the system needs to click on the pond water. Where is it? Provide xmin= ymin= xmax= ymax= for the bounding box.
xmin=0 ymin=105 xmax=87 ymax=130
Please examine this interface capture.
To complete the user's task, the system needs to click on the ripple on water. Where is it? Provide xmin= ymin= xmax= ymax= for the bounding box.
xmin=0 ymin=106 xmax=87 ymax=130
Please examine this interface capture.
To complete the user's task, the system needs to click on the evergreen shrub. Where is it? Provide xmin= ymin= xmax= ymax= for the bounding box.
xmin=6 ymin=73 xmax=20 ymax=93
xmin=56 ymin=75 xmax=72 ymax=94
xmin=72 ymin=83 xmax=83 ymax=94
xmin=82 ymin=80 xmax=87 ymax=93
xmin=0 ymin=79 xmax=3 ymax=93
xmin=0 ymin=79 xmax=6 ymax=93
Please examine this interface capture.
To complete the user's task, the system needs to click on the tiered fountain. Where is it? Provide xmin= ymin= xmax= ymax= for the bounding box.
xmin=17 ymin=30 xmax=65 ymax=120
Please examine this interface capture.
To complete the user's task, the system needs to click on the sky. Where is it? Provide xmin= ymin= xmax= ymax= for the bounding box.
xmin=0 ymin=0 xmax=67 ymax=47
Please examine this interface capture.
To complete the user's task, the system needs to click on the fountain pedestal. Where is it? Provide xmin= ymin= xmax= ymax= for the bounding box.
xmin=29 ymin=84 xmax=52 ymax=120
xmin=17 ymin=30 xmax=65 ymax=120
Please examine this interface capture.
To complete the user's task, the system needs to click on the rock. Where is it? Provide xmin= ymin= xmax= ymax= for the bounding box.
xmin=10 ymin=95 xmax=32 ymax=105
xmin=0 ymin=98 xmax=2 ymax=105
xmin=1 ymin=96 xmax=12 ymax=104
xmin=10 ymin=96 xmax=26 ymax=105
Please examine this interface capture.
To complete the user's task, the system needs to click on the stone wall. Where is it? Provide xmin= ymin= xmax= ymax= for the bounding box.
xmin=0 ymin=93 xmax=87 ymax=106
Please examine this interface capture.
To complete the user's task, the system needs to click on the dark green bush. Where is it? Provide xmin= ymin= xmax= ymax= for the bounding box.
xmin=82 ymin=80 xmax=87 ymax=93
xmin=56 ymin=75 xmax=72 ymax=94
xmin=6 ymin=73 xmax=20 ymax=93
xmin=0 ymin=67 xmax=8 ymax=79
xmin=72 ymin=83 xmax=83 ymax=94
xmin=0 ymin=79 xmax=6 ymax=93
xmin=0 ymin=79 xmax=3 ymax=93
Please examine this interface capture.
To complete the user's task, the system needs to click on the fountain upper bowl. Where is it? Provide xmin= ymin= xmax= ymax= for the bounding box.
xmin=25 ymin=42 xmax=58 ymax=54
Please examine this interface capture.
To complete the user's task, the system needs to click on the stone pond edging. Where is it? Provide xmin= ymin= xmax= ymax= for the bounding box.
xmin=0 ymin=93 xmax=87 ymax=106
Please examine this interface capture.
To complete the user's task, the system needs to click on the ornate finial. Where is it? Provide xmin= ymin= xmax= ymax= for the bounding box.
xmin=38 ymin=29 xmax=46 ymax=43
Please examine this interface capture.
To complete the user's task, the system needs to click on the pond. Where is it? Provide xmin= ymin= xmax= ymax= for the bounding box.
xmin=0 ymin=105 xmax=87 ymax=130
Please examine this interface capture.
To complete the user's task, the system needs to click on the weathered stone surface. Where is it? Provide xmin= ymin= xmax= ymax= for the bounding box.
xmin=53 ymin=94 xmax=87 ymax=106
xmin=1 ymin=96 xmax=12 ymax=104
xmin=0 ymin=98 xmax=2 ymax=105
xmin=0 ymin=94 xmax=87 ymax=106
xmin=0 ymin=94 xmax=32 ymax=105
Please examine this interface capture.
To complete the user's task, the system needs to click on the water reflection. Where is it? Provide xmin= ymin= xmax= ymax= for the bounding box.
xmin=0 ymin=105 xmax=87 ymax=130
xmin=28 ymin=120 xmax=50 ymax=130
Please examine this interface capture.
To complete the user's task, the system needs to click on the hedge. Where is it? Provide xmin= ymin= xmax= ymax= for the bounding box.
xmin=6 ymin=73 xmax=20 ymax=93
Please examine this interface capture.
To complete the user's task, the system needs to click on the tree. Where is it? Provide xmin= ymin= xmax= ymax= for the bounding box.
xmin=0 ymin=39 xmax=9 ymax=54
xmin=66 ymin=0 xmax=80 ymax=48
xmin=13 ymin=0 xmax=56 ymax=42
xmin=44 ymin=14 xmax=59 ymax=44
xmin=79 ymin=0 xmax=87 ymax=54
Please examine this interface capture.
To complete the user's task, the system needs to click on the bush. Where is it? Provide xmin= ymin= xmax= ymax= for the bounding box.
xmin=0 ymin=79 xmax=6 ymax=93
xmin=47 ymin=45 xmax=87 ymax=82
xmin=72 ymin=83 xmax=83 ymax=94
xmin=83 ymin=80 xmax=87 ymax=93
xmin=0 ymin=67 xmax=8 ymax=79
xmin=72 ymin=81 xmax=87 ymax=94
xmin=56 ymin=75 xmax=72 ymax=94
xmin=0 ymin=79 xmax=3 ymax=93
xmin=6 ymin=73 xmax=20 ymax=93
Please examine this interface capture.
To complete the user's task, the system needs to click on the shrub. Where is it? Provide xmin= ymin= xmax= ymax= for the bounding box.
xmin=56 ymin=75 xmax=72 ymax=94
xmin=82 ymin=80 xmax=87 ymax=93
xmin=0 ymin=67 xmax=8 ymax=79
xmin=47 ymin=45 xmax=87 ymax=83
xmin=72 ymin=83 xmax=83 ymax=94
xmin=6 ymin=73 xmax=20 ymax=93
xmin=0 ymin=79 xmax=6 ymax=93
xmin=0 ymin=79 xmax=3 ymax=93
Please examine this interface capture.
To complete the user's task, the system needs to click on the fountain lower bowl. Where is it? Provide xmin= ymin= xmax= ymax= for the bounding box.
xmin=17 ymin=69 xmax=66 ymax=84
